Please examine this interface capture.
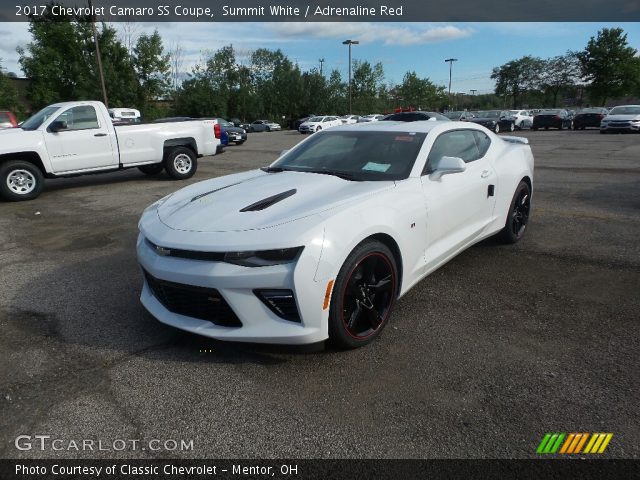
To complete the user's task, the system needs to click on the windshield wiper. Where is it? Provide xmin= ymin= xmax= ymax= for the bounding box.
xmin=261 ymin=166 xmax=287 ymax=173
xmin=304 ymin=169 xmax=360 ymax=181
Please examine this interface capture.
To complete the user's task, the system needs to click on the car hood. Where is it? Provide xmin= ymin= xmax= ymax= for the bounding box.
xmin=156 ymin=169 xmax=395 ymax=233
xmin=0 ymin=128 xmax=44 ymax=154
xmin=604 ymin=114 xmax=640 ymax=121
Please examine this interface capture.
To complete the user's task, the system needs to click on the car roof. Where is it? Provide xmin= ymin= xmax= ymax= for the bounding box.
xmin=329 ymin=120 xmax=457 ymax=134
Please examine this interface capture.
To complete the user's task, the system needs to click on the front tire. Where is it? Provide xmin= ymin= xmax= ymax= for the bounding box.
xmin=164 ymin=147 xmax=197 ymax=180
xmin=329 ymin=240 xmax=398 ymax=349
xmin=138 ymin=163 xmax=164 ymax=175
xmin=494 ymin=123 xmax=500 ymax=134
xmin=509 ymin=122 xmax=515 ymax=132
xmin=500 ymin=181 xmax=531 ymax=244
xmin=0 ymin=160 xmax=45 ymax=202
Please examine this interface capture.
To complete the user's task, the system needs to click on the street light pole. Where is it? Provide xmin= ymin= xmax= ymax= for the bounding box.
xmin=343 ymin=39 xmax=359 ymax=114
xmin=444 ymin=58 xmax=457 ymax=110
xmin=318 ymin=58 xmax=325 ymax=77
xmin=88 ymin=0 xmax=108 ymax=108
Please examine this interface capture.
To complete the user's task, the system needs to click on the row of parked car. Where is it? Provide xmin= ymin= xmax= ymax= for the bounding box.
xmin=289 ymin=105 xmax=640 ymax=135
xmin=444 ymin=106 xmax=640 ymax=133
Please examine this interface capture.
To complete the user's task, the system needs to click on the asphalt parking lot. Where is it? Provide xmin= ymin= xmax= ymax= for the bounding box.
xmin=1 ymin=128 xmax=639 ymax=459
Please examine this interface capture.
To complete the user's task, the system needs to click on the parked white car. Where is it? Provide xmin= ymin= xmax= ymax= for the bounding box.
xmin=357 ymin=114 xmax=385 ymax=123
xmin=508 ymin=110 xmax=534 ymax=129
xmin=0 ymin=101 xmax=220 ymax=201
xmin=340 ymin=115 xmax=360 ymax=124
xmin=137 ymin=121 xmax=534 ymax=348
xmin=298 ymin=115 xmax=342 ymax=133
xmin=599 ymin=105 xmax=640 ymax=133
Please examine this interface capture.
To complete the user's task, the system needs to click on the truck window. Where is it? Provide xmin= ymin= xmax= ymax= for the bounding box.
xmin=56 ymin=106 xmax=100 ymax=131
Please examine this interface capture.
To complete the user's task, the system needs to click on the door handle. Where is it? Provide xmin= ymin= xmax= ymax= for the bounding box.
xmin=94 ymin=133 xmax=107 ymax=137
xmin=481 ymin=170 xmax=490 ymax=178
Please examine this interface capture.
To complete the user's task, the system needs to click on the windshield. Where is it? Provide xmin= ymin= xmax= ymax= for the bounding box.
xmin=579 ymin=108 xmax=604 ymax=114
xmin=443 ymin=112 xmax=461 ymax=119
xmin=539 ymin=110 xmax=561 ymax=115
xmin=270 ymin=130 xmax=427 ymax=181
xmin=21 ymin=106 xmax=60 ymax=131
xmin=308 ymin=116 xmax=323 ymax=122
xmin=482 ymin=111 xmax=501 ymax=118
xmin=609 ymin=106 xmax=640 ymax=115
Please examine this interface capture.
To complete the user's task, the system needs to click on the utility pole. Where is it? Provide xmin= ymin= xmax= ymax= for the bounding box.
xmin=88 ymin=0 xmax=108 ymax=107
xmin=318 ymin=58 xmax=325 ymax=77
xmin=342 ymin=40 xmax=359 ymax=114
xmin=444 ymin=58 xmax=457 ymax=110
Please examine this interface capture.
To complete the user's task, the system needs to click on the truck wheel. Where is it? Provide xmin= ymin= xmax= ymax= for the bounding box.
xmin=164 ymin=147 xmax=197 ymax=180
xmin=0 ymin=161 xmax=45 ymax=202
xmin=138 ymin=164 xmax=164 ymax=175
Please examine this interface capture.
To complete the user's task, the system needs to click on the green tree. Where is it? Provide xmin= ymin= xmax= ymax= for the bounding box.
xmin=351 ymin=60 xmax=385 ymax=113
xmin=491 ymin=56 xmax=544 ymax=109
xmin=396 ymin=71 xmax=447 ymax=110
xmin=577 ymin=27 xmax=640 ymax=105
xmin=133 ymin=31 xmax=171 ymax=116
xmin=18 ymin=9 xmax=141 ymax=109
xmin=0 ymin=59 xmax=20 ymax=111
xmin=539 ymin=52 xmax=581 ymax=107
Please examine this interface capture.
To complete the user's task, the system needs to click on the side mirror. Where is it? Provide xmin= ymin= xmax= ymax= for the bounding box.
xmin=431 ymin=156 xmax=466 ymax=180
xmin=49 ymin=120 xmax=67 ymax=133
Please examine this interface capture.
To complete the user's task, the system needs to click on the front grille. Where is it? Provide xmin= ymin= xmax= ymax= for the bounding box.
xmin=143 ymin=270 xmax=242 ymax=327
xmin=609 ymin=121 xmax=631 ymax=127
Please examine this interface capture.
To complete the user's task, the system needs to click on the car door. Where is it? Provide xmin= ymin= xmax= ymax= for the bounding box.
xmin=420 ymin=129 xmax=498 ymax=267
xmin=45 ymin=105 xmax=116 ymax=173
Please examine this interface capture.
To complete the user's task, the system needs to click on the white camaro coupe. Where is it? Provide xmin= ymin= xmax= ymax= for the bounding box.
xmin=137 ymin=121 xmax=534 ymax=348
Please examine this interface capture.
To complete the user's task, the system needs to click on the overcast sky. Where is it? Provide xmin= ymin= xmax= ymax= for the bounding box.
xmin=1 ymin=22 xmax=638 ymax=93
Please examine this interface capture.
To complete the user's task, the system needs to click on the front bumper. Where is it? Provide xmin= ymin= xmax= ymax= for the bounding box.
xmin=600 ymin=121 xmax=640 ymax=132
xmin=136 ymin=233 xmax=329 ymax=345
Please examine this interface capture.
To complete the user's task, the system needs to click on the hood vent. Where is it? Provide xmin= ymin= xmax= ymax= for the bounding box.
xmin=240 ymin=189 xmax=297 ymax=212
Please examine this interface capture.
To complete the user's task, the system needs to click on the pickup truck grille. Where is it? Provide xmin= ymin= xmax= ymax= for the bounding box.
xmin=143 ymin=269 xmax=242 ymax=327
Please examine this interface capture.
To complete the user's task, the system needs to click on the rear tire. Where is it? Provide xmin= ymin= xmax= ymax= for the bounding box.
xmin=328 ymin=240 xmax=398 ymax=349
xmin=164 ymin=147 xmax=197 ymax=180
xmin=500 ymin=181 xmax=531 ymax=244
xmin=138 ymin=163 xmax=164 ymax=175
xmin=494 ymin=123 xmax=500 ymax=133
xmin=0 ymin=160 xmax=45 ymax=202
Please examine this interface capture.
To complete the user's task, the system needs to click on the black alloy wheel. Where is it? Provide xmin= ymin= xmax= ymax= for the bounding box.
xmin=500 ymin=180 xmax=531 ymax=244
xmin=329 ymin=240 xmax=398 ymax=349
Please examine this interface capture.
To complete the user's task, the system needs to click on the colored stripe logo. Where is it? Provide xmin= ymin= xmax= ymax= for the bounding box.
xmin=537 ymin=433 xmax=613 ymax=454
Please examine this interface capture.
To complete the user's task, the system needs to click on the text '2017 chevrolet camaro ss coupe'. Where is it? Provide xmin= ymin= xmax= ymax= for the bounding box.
xmin=137 ymin=121 xmax=534 ymax=348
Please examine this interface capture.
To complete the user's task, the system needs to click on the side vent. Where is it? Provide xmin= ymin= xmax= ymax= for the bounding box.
xmin=240 ymin=189 xmax=297 ymax=212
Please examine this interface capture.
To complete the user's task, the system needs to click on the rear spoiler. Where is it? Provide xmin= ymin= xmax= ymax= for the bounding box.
xmin=501 ymin=136 xmax=529 ymax=145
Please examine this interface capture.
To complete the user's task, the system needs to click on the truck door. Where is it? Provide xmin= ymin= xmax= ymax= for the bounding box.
xmin=45 ymin=105 xmax=117 ymax=173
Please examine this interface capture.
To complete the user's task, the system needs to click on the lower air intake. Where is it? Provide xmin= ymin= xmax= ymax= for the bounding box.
xmin=254 ymin=289 xmax=301 ymax=323
xmin=143 ymin=269 xmax=242 ymax=327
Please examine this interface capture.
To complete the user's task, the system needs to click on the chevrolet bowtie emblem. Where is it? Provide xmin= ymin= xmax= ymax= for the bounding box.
xmin=156 ymin=246 xmax=171 ymax=256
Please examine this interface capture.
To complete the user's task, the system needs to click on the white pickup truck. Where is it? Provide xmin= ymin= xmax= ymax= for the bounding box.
xmin=0 ymin=100 xmax=221 ymax=201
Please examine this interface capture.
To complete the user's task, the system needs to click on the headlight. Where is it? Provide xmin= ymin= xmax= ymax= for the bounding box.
xmin=241 ymin=129 xmax=246 ymax=133
xmin=223 ymin=247 xmax=304 ymax=267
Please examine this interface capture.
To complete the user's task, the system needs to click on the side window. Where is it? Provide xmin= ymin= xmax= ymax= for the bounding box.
xmin=423 ymin=130 xmax=481 ymax=174
xmin=472 ymin=131 xmax=491 ymax=158
xmin=55 ymin=106 xmax=100 ymax=131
